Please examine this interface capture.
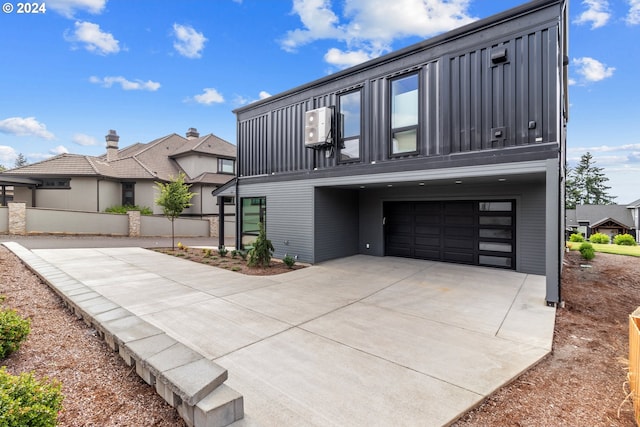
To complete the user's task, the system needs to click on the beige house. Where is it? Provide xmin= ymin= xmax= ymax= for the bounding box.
xmin=0 ymin=128 xmax=236 ymax=216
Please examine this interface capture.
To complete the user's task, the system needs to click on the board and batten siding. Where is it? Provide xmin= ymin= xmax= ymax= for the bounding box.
xmin=235 ymin=1 xmax=564 ymax=180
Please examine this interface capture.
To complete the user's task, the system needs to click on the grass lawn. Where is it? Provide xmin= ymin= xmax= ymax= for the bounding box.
xmin=566 ymin=241 xmax=640 ymax=257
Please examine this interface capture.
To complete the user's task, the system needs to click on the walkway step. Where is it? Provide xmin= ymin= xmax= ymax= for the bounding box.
xmin=2 ymin=242 xmax=244 ymax=427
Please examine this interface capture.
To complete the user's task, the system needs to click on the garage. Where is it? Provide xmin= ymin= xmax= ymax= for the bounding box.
xmin=384 ymin=200 xmax=515 ymax=269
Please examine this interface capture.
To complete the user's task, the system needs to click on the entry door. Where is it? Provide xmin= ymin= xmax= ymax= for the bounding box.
xmin=384 ymin=200 xmax=515 ymax=269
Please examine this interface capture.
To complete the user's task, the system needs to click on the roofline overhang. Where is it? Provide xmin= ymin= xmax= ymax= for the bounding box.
xmin=0 ymin=176 xmax=42 ymax=185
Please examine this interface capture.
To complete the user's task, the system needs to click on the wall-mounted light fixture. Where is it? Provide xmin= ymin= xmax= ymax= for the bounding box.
xmin=491 ymin=47 xmax=508 ymax=65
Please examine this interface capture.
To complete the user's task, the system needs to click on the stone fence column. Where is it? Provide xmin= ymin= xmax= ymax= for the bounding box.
xmin=209 ymin=216 xmax=219 ymax=238
xmin=127 ymin=210 xmax=141 ymax=237
xmin=8 ymin=202 xmax=26 ymax=235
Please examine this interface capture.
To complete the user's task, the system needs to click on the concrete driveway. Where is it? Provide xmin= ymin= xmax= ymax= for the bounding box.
xmin=6 ymin=244 xmax=555 ymax=426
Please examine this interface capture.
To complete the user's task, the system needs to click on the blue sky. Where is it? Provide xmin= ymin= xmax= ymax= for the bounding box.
xmin=0 ymin=0 xmax=639 ymax=203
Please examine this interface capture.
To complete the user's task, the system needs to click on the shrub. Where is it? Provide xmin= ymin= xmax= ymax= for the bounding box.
xmin=579 ymin=242 xmax=595 ymax=260
xmin=283 ymin=254 xmax=296 ymax=269
xmin=0 ymin=367 xmax=63 ymax=427
xmin=569 ymin=233 xmax=585 ymax=242
xmin=203 ymin=248 xmax=213 ymax=258
xmin=0 ymin=307 xmax=31 ymax=359
xmin=237 ymin=250 xmax=247 ymax=261
xmin=589 ymin=232 xmax=610 ymax=244
xmin=247 ymin=222 xmax=274 ymax=268
xmin=230 ymin=250 xmax=238 ymax=259
xmin=613 ymin=233 xmax=637 ymax=246
xmin=218 ymin=245 xmax=228 ymax=257
xmin=104 ymin=204 xmax=153 ymax=215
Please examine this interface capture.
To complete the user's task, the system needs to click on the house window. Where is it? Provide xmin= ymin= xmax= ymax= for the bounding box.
xmin=217 ymin=196 xmax=235 ymax=205
xmin=219 ymin=158 xmax=235 ymax=174
xmin=241 ymin=197 xmax=266 ymax=247
xmin=338 ymin=89 xmax=361 ymax=162
xmin=122 ymin=182 xmax=135 ymax=206
xmin=390 ymin=73 xmax=419 ymax=155
xmin=41 ymin=179 xmax=70 ymax=189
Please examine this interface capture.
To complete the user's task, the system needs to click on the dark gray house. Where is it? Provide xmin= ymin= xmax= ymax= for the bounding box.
xmin=224 ymin=0 xmax=569 ymax=304
xmin=566 ymin=200 xmax=640 ymax=240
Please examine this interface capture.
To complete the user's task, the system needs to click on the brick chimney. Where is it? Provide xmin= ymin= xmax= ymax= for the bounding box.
xmin=105 ymin=130 xmax=119 ymax=162
xmin=186 ymin=127 xmax=199 ymax=139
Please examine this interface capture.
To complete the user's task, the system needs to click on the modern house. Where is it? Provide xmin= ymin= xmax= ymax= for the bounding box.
xmin=0 ymin=128 xmax=236 ymax=216
xmin=566 ymin=200 xmax=640 ymax=240
xmin=221 ymin=0 xmax=569 ymax=304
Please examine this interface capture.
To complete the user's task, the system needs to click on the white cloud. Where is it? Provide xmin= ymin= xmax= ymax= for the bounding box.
xmin=172 ymin=24 xmax=207 ymax=58
xmin=50 ymin=145 xmax=69 ymax=155
xmin=191 ymin=88 xmax=225 ymax=105
xmin=259 ymin=91 xmax=272 ymax=100
xmin=47 ymin=0 xmax=106 ymax=18
xmin=0 ymin=146 xmax=17 ymax=166
xmin=568 ymin=143 xmax=640 ymax=153
xmin=572 ymin=57 xmax=615 ymax=84
xmin=628 ymin=0 xmax=640 ymax=25
xmin=64 ymin=21 xmax=120 ymax=55
xmin=0 ymin=117 xmax=55 ymax=140
xmin=89 ymin=76 xmax=161 ymax=91
xmin=72 ymin=133 xmax=98 ymax=146
xmin=281 ymin=0 xmax=476 ymax=69
xmin=573 ymin=0 xmax=611 ymax=29
xmin=324 ymin=47 xmax=374 ymax=68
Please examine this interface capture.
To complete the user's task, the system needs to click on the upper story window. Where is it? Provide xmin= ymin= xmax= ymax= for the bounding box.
xmin=390 ymin=73 xmax=419 ymax=155
xmin=218 ymin=158 xmax=235 ymax=174
xmin=338 ymin=89 xmax=361 ymax=162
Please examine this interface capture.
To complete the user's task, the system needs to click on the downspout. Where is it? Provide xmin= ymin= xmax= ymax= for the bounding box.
xmin=97 ymin=179 xmax=100 ymax=212
xmin=235 ymin=117 xmax=241 ymax=251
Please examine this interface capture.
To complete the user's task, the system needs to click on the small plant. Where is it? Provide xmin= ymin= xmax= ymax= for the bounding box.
xmin=218 ymin=245 xmax=228 ymax=257
xmin=177 ymin=242 xmax=184 ymax=250
xmin=231 ymin=266 xmax=241 ymax=272
xmin=614 ymin=233 xmax=637 ymax=246
xmin=569 ymin=233 xmax=585 ymax=242
xmin=237 ymin=250 xmax=247 ymax=261
xmin=105 ymin=204 xmax=153 ymax=215
xmin=283 ymin=254 xmax=296 ymax=269
xmin=579 ymin=242 xmax=595 ymax=260
xmin=230 ymin=250 xmax=238 ymax=259
xmin=589 ymin=232 xmax=610 ymax=244
xmin=0 ymin=367 xmax=64 ymax=427
xmin=0 ymin=305 xmax=31 ymax=359
xmin=203 ymin=248 xmax=213 ymax=258
xmin=247 ymin=223 xmax=274 ymax=268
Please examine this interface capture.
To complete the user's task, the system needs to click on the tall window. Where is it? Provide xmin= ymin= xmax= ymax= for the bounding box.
xmin=241 ymin=197 xmax=266 ymax=247
xmin=219 ymin=158 xmax=235 ymax=174
xmin=122 ymin=182 xmax=135 ymax=206
xmin=391 ymin=73 xmax=419 ymax=155
xmin=339 ymin=90 xmax=361 ymax=162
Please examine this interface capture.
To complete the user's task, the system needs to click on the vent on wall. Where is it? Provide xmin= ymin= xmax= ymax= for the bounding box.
xmin=304 ymin=107 xmax=333 ymax=148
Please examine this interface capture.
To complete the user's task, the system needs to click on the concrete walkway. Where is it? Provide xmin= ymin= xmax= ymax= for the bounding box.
xmin=5 ymin=243 xmax=555 ymax=426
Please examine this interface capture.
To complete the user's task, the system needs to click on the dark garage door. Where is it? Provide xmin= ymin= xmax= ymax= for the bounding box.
xmin=384 ymin=200 xmax=515 ymax=269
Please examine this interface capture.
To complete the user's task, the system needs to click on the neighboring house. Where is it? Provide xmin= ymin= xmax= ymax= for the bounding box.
xmin=220 ymin=0 xmax=569 ymax=304
xmin=566 ymin=200 xmax=640 ymax=240
xmin=0 ymin=128 xmax=236 ymax=216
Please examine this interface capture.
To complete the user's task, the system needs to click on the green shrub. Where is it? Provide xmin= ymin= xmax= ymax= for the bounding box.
xmin=0 ymin=367 xmax=63 ymax=427
xmin=247 ymin=223 xmax=274 ymax=268
xmin=613 ymin=233 xmax=637 ymax=246
xmin=218 ymin=245 xmax=228 ymax=257
xmin=579 ymin=242 xmax=596 ymax=260
xmin=104 ymin=204 xmax=153 ymax=215
xmin=283 ymin=254 xmax=296 ymax=269
xmin=0 ymin=308 xmax=31 ymax=359
xmin=589 ymin=232 xmax=610 ymax=244
xmin=230 ymin=250 xmax=238 ymax=259
xmin=569 ymin=233 xmax=585 ymax=242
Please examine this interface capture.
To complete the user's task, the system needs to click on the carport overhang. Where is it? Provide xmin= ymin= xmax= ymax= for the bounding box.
xmin=307 ymin=159 xmax=562 ymax=306
xmin=0 ymin=176 xmax=41 ymax=206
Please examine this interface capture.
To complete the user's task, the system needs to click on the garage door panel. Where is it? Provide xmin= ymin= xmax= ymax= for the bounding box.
xmin=385 ymin=200 xmax=515 ymax=270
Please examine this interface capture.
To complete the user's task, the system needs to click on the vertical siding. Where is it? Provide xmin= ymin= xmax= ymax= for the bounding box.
xmin=444 ymin=28 xmax=557 ymax=154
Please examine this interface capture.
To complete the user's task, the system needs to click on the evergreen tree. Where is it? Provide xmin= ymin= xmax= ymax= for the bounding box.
xmin=14 ymin=153 xmax=27 ymax=168
xmin=566 ymin=152 xmax=616 ymax=208
xmin=154 ymin=173 xmax=196 ymax=250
